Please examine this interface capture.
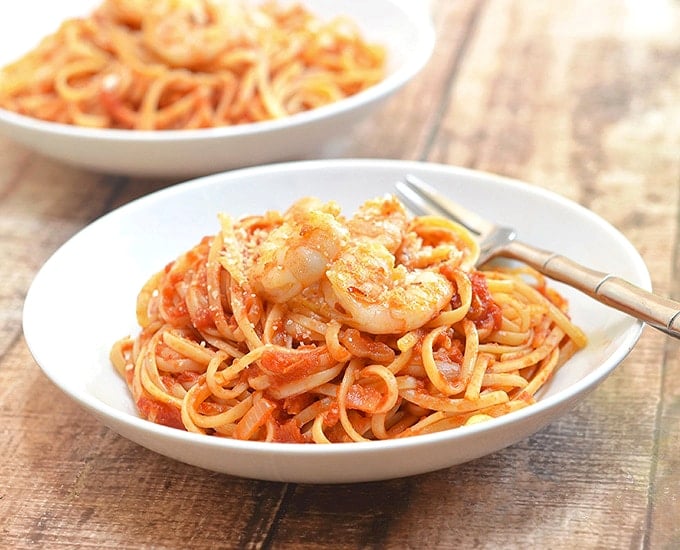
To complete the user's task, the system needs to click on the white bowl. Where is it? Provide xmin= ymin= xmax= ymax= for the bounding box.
xmin=22 ymin=159 xmax=649 ymax=483
xmin=0 ymin=1 xmax=433 ymax=178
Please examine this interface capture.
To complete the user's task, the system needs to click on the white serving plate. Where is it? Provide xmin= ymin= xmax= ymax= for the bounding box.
xmin=0 ymin=0 xmax=433 ymax=178
xmin=23 ymin=159 xmax=649 ymax=483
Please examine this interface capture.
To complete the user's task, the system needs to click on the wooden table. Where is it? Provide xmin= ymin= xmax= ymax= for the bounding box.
xmin=2 ymin=1 xmax=680 ymax=547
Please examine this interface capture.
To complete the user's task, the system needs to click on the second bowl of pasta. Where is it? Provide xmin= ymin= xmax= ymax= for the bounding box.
xmin=0 ymin=0 xmax=433 ymax=177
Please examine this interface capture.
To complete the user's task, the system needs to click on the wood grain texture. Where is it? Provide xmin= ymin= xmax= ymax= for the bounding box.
xmin=1 ymin=0 xmax=679 ymax=548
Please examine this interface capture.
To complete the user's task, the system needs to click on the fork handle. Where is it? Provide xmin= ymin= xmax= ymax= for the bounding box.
xmin=503 ymin=241 xmax=680 ymax=338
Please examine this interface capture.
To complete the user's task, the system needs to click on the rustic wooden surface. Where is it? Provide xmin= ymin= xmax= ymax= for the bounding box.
xmin=2 ymin=1 xmax=680 ymax=548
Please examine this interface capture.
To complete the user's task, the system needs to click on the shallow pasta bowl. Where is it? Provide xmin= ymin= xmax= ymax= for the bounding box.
xmin=0 ymin=0 xmax=433 ymax=178
xmin=22 ymin=159 xmax=649 ymax=483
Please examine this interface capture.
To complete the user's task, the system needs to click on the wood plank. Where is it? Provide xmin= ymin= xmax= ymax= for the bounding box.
xmin=344 ymin=0 xmax=486 ymax=160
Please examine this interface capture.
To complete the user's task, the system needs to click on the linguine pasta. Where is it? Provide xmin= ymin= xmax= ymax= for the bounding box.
xmin=110 ymin=195 xmax=587 ymax=443
xmin=0 ymin=0 xmax=386 ymax=129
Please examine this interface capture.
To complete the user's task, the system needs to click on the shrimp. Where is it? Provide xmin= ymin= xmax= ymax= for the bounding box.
xmin=141 ymin=0 xmax=238 ymax=69
xmin=325 ymin=240 xmax=454 ymax=334
xmin=100 ymin=0 xmax=154 ymax=28
xmin=247 ymin=198 xmax=350 ymax=303
xmin=347 ymin=195 xmax=408 ymax=253
xmin=249 ymin=195 xmax=452 ymax=331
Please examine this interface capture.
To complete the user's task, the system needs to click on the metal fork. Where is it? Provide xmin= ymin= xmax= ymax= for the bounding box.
xmin=395 ymin=174 xmax=680 ymax=339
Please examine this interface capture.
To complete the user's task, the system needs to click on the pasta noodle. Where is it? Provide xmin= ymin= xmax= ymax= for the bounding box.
xmin=0 ymin=0 xmax=385 ymax=129
xmin=110 ymin=194 xmax=588 ymax=443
